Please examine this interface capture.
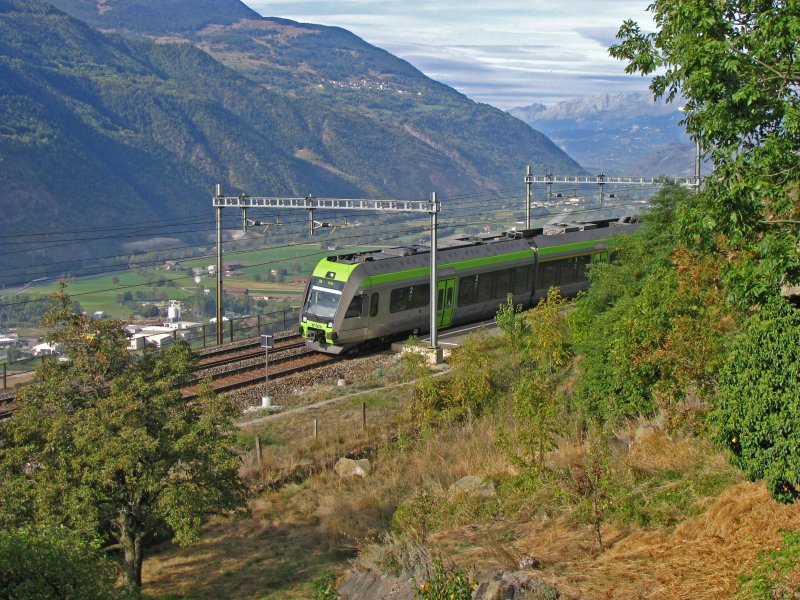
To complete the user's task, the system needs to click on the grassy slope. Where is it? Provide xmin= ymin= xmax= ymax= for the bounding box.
xmin=138 ymin=336 xmax=797 ymax=599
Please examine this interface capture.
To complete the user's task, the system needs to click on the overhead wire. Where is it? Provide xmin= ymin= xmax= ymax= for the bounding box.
xmin=1 ymin=198 xmax=646 ymax=310
xmin=0 ymin=186 xmax=652 ymax=284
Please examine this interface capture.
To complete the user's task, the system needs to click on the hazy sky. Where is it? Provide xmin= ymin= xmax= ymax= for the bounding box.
xmin=241 ymin=1 xmax=655 ymax=109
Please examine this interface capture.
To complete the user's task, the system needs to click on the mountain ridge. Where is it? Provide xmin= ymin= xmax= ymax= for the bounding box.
xmin=1 ymin=0 xmax=581 ymax=281
xmin=509 ymin=92 xmax=695 ymax=176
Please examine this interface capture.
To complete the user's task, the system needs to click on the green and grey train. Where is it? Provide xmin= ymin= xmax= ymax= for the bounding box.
xmin=299 ymin=217 xmax=637 ymax=354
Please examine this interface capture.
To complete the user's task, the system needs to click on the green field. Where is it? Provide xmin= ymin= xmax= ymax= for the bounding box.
xmin=10 ymin=244 xmax=378 ymax=319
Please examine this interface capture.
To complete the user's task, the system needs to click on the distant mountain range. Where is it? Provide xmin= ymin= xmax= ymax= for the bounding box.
xmin=509 ymin=92 xmax=698 ymax=177
xmin=0 ymin=0 xmax=581 ymax=282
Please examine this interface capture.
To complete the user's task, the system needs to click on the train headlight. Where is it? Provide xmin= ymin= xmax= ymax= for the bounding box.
xmin=302 ymin=316 xmax=307 ymax=322
xmin=327 ymin=321 xmax=333 ymax=328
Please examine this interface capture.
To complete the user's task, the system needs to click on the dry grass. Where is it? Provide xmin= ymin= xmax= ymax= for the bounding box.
xmin=552 ymin=482 xmax=800 ymax=598
xmin=141 ymin=351 xmax=798 ymax=600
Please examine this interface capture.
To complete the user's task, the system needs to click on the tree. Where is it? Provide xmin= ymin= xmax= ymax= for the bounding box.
xmin=0 ymin=526 xmax=127 ymax=600
xmin=610 ymin=1 xmax=800 ymax=304
xmin=711 ymin=298 xmax=800 ymax=503
xmin=0 ymin=288 xmax=248 ymax=591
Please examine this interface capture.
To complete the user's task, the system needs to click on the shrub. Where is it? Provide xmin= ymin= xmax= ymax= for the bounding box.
xmin=711 ymin=298 xmax=800 ymax=503
xmin=416 ymin=556 xmax=474 ymax=600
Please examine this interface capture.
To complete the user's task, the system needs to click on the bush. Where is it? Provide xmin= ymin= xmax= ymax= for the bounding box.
xmin=0 ymin=526 xmax=126 ymax=600
xmin=416 ymin=556 xmax=474 ymax=600
xmin=711 ymin=298 xmax=800 ymax=503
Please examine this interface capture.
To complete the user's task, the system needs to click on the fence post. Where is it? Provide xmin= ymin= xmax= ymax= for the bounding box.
xmin=283 ymin=307 xmax=287 ymax=331
xmin=362 ymin=402 xmax=367 ymax=433
xmin=229 ymin=319 xmax=233 ymax=343
xmin=313 ymin=418 xmax=318 ymax=439
xmin=254 ymin=436 xmax=262 ymax=467
xmin=3 ymin=363 xmax=6 ymax=390
xmin=257 ymin=314 xmax=261 ymax=335
xmin=202 ymin=324 xmax=207 ymax=348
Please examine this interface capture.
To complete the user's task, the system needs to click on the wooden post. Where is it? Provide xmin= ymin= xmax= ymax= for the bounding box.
xmin=361 ymin=402 xmax=367 ymax=433
xmin=313 ymin=418 xmax=318 ymax=439
xmin=254 ymin=436 xmax=262 ymax=467
xmin=3 ymin=363 xmax=6 ymax=390
xmin=202 ymin=324 xmax=207 ymax=348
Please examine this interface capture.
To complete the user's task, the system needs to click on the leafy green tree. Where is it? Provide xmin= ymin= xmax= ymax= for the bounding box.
xmin=571 ymin=188 xmax=734 ymax=424
xmin=0 ymin=289 xmax=248 ymax=591
xmin=0 ymin=526 xmax=127 ymax=600
xmin=610 ymin=0 xmax=800 ymax=304
xmin=508 ymin=288 xmax=571 ymax=467
xmin=711 ymin=298 xmax=800 ymax=503
xmin=495 ymin=293 xmax=530 ymax=355
xmin=446 ymin=332 xmax=495 ymax=423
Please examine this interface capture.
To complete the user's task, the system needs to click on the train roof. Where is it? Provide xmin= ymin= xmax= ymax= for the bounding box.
xmin=326 ymin=216 xmax=638 ymax=267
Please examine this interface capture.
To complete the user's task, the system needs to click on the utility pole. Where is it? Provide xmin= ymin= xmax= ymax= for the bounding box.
xmin=525 ymin=165 xmax=532 ymax=229
xmin=429 ymin=192 xmax=440 ymax=353
xmin=597 ymin=173 xmax=606 ymax=206
xmin=545 ymin=172 xmax=553 ymax=203
xmin=212 ymin=189 xmax=439 ymax=359
xmin=215 ymin=184 xmax=223 ymax=345
xmin=695 ymin=139 xmax=701 ymax=193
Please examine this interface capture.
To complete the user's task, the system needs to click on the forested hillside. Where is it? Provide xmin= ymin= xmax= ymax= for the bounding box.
xmin=0 ymin=0 xmax=579 ymax=281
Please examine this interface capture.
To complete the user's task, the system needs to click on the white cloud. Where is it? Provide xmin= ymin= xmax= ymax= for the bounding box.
xmin=242 ymin=1 xmax=655 ymax=108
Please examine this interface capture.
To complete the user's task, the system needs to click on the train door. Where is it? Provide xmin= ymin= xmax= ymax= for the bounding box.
xmin=436 ymin=278 xmax=456 ymax=328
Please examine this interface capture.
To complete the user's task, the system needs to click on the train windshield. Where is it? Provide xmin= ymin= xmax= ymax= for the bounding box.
xmin=303 ymin=277 xmax=345 ymax=320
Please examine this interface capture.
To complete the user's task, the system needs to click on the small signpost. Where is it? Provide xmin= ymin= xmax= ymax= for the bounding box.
xmin=260 ymin=334 xmax=274 ymax=408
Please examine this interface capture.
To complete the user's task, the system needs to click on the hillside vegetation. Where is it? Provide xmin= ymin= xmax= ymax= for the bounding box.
xmin=1 ymin=0 xmax=579 ymax=280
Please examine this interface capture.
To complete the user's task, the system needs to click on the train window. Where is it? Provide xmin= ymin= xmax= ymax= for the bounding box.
xmin=411 ymin=284 xmax=430 ymax=309
xmin=513 ymin=266 xmax=529 ymax=294
xmin=390 ymin=285 xmax=430 ymax=313
xmin=458 ymin=275 xmax=477 ymax=305
xmin=445 ymin=286 xmax=454 ymax=308
xmin=538 ymin=261 xmax=559 ymax=289
xmin=477 ymin=272 xmax=496 ymax=303
xmin=437 ymin=288 xmax=444 ymax=311
xmin=345 ymin=296 xmax=362 ymax=318
xmin=495 ymin=269 xmax=511 ymax=298
xmin=370 ymin=293 xmax=379 ymax=317
xmin=390 ymin=288 xmax=409 ymax=313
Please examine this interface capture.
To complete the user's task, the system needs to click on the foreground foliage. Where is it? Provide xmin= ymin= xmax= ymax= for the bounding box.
xmin=0 ymin=526 xmax=128 ymax=600
xmin=0 ymin=289 xmax=248 ymax=591
xmin=712 ymin=299 xmax=800 ymax=503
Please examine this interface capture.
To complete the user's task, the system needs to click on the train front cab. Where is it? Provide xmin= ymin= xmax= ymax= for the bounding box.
xmin=299 ymin=259 xmax=359 ymax=354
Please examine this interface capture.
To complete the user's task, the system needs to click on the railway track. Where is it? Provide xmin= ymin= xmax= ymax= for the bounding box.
xmin=183 ymin=351 xmax=339 ymax=400
xmin=0 ymin=334 xmax=337 ymax=419
xmin=196 ymin=334 xmax=303 ymax=370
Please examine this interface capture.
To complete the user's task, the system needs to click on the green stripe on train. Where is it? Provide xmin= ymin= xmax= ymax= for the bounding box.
xmin=366 ymin=250 xmax=536 ymax=285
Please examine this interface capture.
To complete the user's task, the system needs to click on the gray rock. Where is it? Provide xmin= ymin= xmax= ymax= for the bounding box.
xmin=334 ymin=457 xmax=371 ymax=478
xmin=338 ymin=569 xmax=415 ymax=600
xmin=449 ymin=475 xmax=496 ymax=498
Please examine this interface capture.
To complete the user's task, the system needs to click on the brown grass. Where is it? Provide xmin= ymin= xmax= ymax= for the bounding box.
xmin=141 ymin=351 xmax=798 ymax=600
xmin=552 ymin=482 xmax=800 ymax=598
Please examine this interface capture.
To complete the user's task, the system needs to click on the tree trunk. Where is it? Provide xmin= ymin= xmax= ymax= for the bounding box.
xmin=119 ymin=515 xmax=144 ymax=591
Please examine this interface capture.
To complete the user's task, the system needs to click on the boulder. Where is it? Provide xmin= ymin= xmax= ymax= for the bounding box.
xmin=448 ymin=475 xmax=495 ymax=498
xmin=334 ymin=457 xmax=371 ymax=478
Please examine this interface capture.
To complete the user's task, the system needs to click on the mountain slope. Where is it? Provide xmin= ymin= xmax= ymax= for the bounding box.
xmin=46 ymin=0 xmax=581 ymax=191
xmin=1 ymin=0 xmax=581 ymax=279
xmin=510 ymin=92 xmax=696 ymax=176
